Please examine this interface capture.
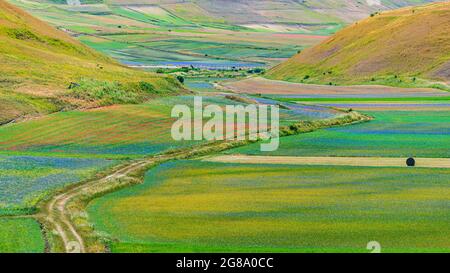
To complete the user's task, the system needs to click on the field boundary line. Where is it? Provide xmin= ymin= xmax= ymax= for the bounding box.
xmin=204 ymin=155 xmax=450 ymax=168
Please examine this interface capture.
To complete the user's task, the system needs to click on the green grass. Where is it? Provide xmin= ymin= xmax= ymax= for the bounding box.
xmin=0 ymin=218 xmax=45 ymax=253
xmin=228 ymin=111 xmax=450 ymax=158
xmin=0 ymin=90 xmax=61 ymax=124
xmin=69 ymin=78 xmax=178 ymax=106
xmin=87 ymin=160 xmax=450 ymax=253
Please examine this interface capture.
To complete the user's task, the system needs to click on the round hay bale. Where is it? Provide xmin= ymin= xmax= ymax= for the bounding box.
xmin=406 ymin=157 xmax=416 ymax=167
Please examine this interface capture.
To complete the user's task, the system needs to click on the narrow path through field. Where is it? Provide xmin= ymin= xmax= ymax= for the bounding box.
xmin=204 ymin=155 xmax=450 ymax=168
xmin=38 ymin=110 xmax=368 ymax=252
xmin=44 ymin=159 xmax=156 ymax=253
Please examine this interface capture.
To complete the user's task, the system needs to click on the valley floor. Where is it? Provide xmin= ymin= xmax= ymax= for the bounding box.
xmin=85 ymin=80 xmax=450 ymax=253
xmin=0 ymin=77 xmax=449 ymax=253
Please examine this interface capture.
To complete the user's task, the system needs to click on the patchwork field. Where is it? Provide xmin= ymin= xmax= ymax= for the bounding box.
xmin=0 ymin=95 xmax=340 ymax=157
xmin=87 ymin=160 xmax=450 ymax=253
xmin=0 ymin=91 xmax=346 ymax=252
xmin=0 ymin=155 xmax=116 ymax=215
xmin=84 ymin=77 xmax=450 ymax=253
xmin=10 ymin=0 xmax=325 ymax=68
xmin=301 ymin=101 xmax=450 ymax=111
xmin=227 ymin=110 xmax=450 ymax=158
xmin=1 ymin=0 xmax=448 ymax=254
xmin=24 ymin=0 xmax=432 ymax=70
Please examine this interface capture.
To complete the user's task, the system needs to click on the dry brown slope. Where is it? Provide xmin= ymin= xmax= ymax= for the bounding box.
xmin=267 ymin=2 xmax=450 ymax=87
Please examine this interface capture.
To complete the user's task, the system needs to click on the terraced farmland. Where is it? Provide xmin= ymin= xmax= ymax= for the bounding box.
xmin=88 ymin=160 xmax=450 ymax=253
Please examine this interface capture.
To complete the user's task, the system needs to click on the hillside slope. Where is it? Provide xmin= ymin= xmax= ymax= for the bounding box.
xmin=0 ymin=0 xmax=182 ymax=124
xmin=266 ymin=2 xmax=450 ymax=88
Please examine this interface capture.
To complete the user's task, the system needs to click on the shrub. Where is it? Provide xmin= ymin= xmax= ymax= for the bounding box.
xmin=7 ymin=28 xmax=41 ymax=41
xmin=69 ymin=78 xmax=160 ymax=105
xmin=176 ymin=76 xmax=185 ymax=84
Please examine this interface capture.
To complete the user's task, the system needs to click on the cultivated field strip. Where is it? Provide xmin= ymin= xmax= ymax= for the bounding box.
xmin=223 ymin=77 xmax=450 ymax=97
xmin=205 ymin=155 xmax=450 ymax=168
xmin=40 ymin=111 xmax=369 ymax=252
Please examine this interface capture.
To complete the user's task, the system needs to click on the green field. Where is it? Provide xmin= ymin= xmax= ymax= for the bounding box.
xmin=0 ymin=95 xmax=338 ymax=157
xmin=0 ymin=155 xmax=116 ymax=215
xmin=1 ymin=0 xmax=449 ymax=254
xmin=226 ymin=110 xmax=450 ymax=158
xmin=85 ymin=95 xmax=450 ymax=253
xmin=0 ymin=218 xmax=45 ymax=253
xmin=88 ymin=160 xmax=450 ymax=253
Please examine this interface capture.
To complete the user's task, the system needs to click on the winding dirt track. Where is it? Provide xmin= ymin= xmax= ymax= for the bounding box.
xmin=45 ymin=159 xmax=156 ymax=253
xmin=39 ymin=111 xmax=368 ymax=252
xmin=204 ymin=155 xmax=450 ymax=168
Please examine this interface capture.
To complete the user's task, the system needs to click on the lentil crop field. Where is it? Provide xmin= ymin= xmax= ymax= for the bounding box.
xmin=0 ymin=93 xmax=342 ymax=251
xmin=86 ymin=82 xmax=450 ymax=253
xmin=227 ymin=110 xmax=450 ymax=158
xmin=0 ymin=95 xmax=339 ymax=158
xmin=87 ymin=160 xmax=450 ymax=253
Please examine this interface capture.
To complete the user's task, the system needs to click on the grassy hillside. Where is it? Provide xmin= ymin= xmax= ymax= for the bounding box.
xmin=0 ymin=0 xmax=183 ymax=123
xmin=266 ymin=2 xmax=450 ymax=89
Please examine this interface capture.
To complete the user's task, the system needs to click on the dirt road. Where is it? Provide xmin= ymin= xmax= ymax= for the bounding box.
xmin=44 ymin=159 xmax=156 ymax=253
xmin=38 ymin=111 xmax=368 ymax=252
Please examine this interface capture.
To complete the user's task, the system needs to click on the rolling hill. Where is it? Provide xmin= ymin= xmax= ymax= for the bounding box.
xmin=266 ymin=2 xmax=450 ymax=88
xmin=0 ymin=0 xmax=182 ymax=124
